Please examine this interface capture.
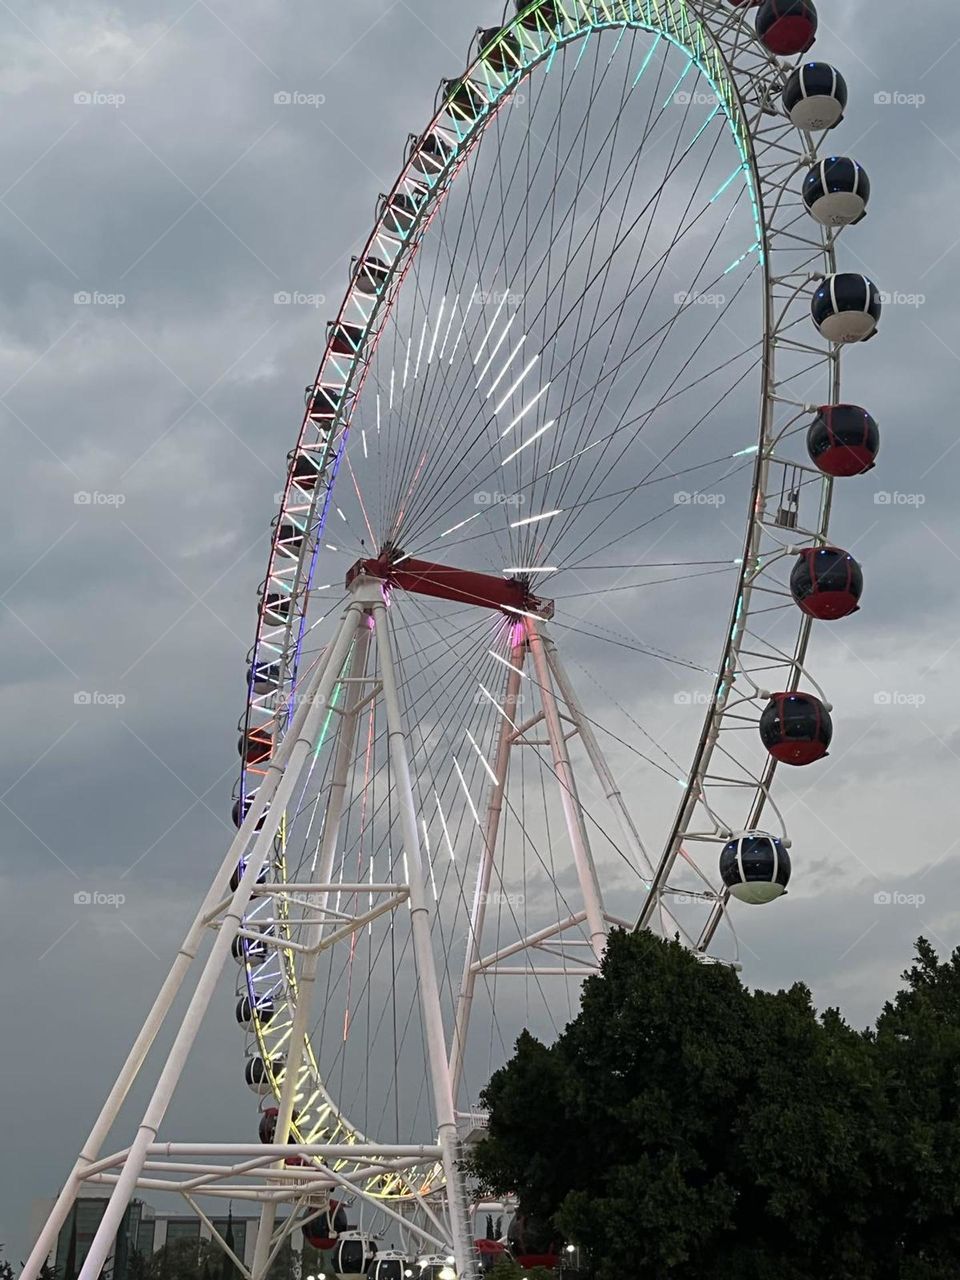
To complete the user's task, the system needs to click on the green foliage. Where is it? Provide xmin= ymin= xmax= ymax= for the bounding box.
xmin=300 ymin=1242 xmax=334 ymax=1277
xmin=468 ymin=931 xmax=960 ymax=1280
xmin=484 ymin=1262 xmax=554 ymax=1280
xmin=144 ymin=1239 xmax=223 ymax=1280
xmin=264 ymin=1237 xmax=294 ymax=1280
xmin=126 ymin=1251 xmax=149 ymax=1280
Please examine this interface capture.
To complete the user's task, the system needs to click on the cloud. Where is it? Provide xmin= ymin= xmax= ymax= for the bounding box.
xmin=3 ymin=0 xmax=956 ymax=1266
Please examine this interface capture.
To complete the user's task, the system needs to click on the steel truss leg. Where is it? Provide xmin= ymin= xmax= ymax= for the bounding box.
xmin=542 ymin=633 xmax=654 ymax=882
xmin=29 ymin=599 xmax=632 ymax=1280
xmin=20 ymin=601 xmax=365 ymax=1280
xmin=526 ymin=618 xmax=608 ymax=962
xmin=251 ymin=617 xmax=373 ymax=1280
xmin=62 ymin=598 xmax=367 ymax=1280
xmin=371 ymin=594 xmax=477 ymax=1280
xmin=450 ymin=627 xmax=625 ymax=1107
xmin=449 ymin=635 xmax=526 ymax=1104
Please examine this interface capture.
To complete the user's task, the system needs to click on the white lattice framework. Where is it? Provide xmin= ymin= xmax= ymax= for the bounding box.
xmin=23 ymin=5 xmax=875 ymax=1280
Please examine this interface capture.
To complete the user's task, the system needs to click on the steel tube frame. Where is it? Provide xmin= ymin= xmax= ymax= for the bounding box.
xmin=544 ymin=634 xmax=654 ymax=881
xmin=471 ymin=912 xmax=588 ymax=973
xmin=317 ymin=1162 xmax=449 ymax=1252
xmin=448 ymin=634 xmax=525 ymax=1104
xmin=182 ymin=1193 xmax=252 ymax=1280
xmin=525 ymin=618 xmax=608 ymax=962
xmin=251 ymin=617 xmax=372 ymax=1279
xmin=634 ymin=113 xmax=840 ymax=947
xmin=370 ymin=587 xmax=477 ymax=1280
xmin=70 ymin=599 xmax=366 ymax=1280
xmin=20 ymin=604 xmax=360 ymax=1280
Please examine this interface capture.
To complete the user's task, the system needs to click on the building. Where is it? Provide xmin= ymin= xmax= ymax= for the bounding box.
xmin=31 ymin=1187 xmax=289 ymax=1279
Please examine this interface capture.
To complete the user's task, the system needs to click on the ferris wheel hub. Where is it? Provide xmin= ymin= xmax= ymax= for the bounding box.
xmin=345 ymin=554 xmax=555 ymax=619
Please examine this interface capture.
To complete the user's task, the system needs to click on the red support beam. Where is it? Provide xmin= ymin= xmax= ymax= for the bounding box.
xmin=346 ymin=555 xmax=554 ymax=618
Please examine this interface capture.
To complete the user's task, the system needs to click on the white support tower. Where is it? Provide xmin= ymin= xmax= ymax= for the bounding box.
xmin=24 ymin=568 xmax=635 ymax=1280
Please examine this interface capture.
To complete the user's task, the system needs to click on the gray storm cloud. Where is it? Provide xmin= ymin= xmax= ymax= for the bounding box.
xmin=1 ymin=0 xmax=954 ymax=1262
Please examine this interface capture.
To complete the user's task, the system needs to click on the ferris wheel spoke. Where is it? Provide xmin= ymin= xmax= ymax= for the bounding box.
xmin=388 ymin=38 xmax=702 ymax=541
xmin=542 ymin=214 xmax=753 ymax=530
xmin=402 ymin=336 xmax=762 ymax=562
xmin=543 ymin=267 xmax=751 ymax=559
xmin=544 ymin=155 xmax=752 ymax=503
xmin=379 ymin=62 xmax=568 ymax=536
xmin=402 ymin=180 xmax=756 ymax=558
xmin=293 ymin=604 xmax=593 ymax=1136
xmin=554 ymin=563 xmax=737 ymax=599
xmin=186 ymin=6 xmax=879 ymax=1266
xmin=538 ymin=88 xmax=721 ymax=493
xmin=555 ymin=390 xmax=759 ymax=573
xmin=296 ymin=645 xmax=499 ymax=1136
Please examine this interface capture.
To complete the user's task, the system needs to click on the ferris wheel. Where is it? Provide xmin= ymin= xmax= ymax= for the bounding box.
xmin=25 ymin=5 xmax=884 ymax=1280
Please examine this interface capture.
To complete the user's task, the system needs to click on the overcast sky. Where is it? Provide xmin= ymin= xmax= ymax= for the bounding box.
xmin=2 ymin=0 xmax=958 ymax=1264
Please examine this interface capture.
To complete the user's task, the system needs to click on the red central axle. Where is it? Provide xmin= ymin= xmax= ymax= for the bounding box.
xmin=346 ymin=554 xmax=554 ymax=618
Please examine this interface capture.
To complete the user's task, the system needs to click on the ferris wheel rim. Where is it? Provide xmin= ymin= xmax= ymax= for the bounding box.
xmin=233 ymin=0 xmax=850 ymax=1212
xmin=237 ymin=0 xmax=789 ymax=854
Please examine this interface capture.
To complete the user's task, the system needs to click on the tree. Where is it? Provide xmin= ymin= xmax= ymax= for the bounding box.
xmin=469 ymin=930 xmax=960 ymax=1280
xmin=264 ymin=1236 xmax=294 ymax=1280
xmin=485 ymin=1262 xmax=554 ymax=1280
xmin=219 ymin=1210 xmax=237 ymax=1280
xmin=300 ymin=1241 xmax=333 ymax=1278
xmin=126 ymin=1250 xmax=150 ymax=1280
xmin=869 ymin=938 xmax=960 ymax=1278
xmin=62 ymin=1215 xmax=78 ymax=1280
xmin=1 ymin=1251 xmax=54 ymax=1280
xmin=145 ymin=1239 xmax=222 ymax=1280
